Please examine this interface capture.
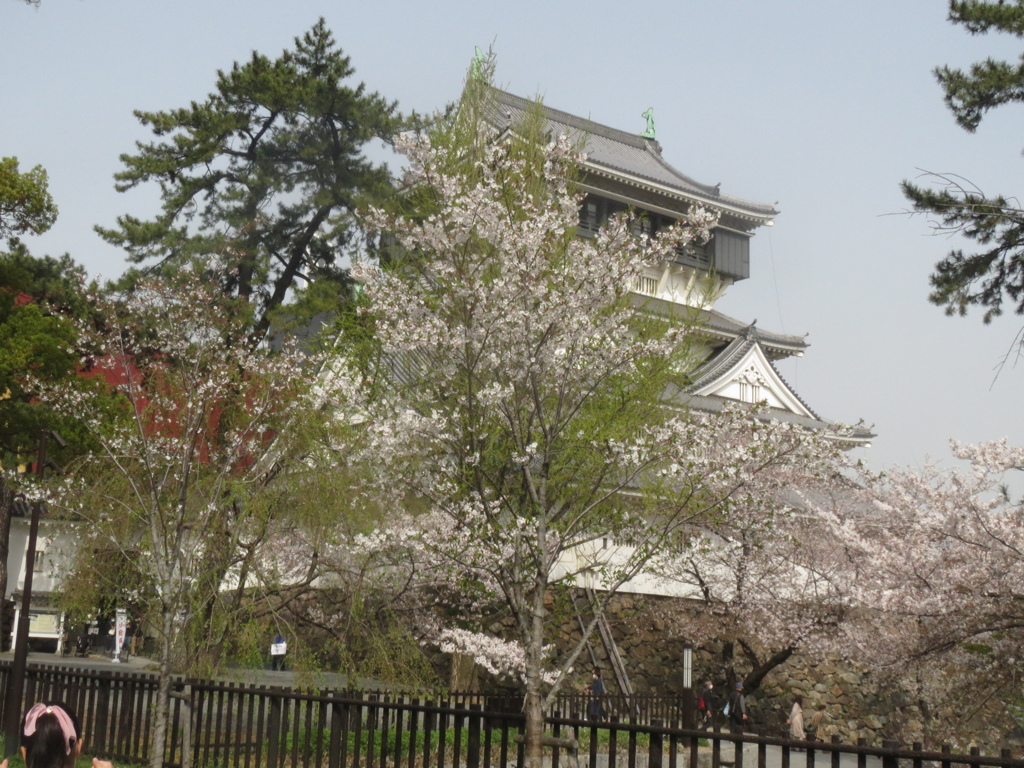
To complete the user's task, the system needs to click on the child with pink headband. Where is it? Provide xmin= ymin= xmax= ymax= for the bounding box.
xmin=0 ymin=702 xmax=113 ymax=768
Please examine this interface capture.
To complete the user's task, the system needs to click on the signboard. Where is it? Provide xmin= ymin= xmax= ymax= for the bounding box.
xmin=114 ymin=608 xmax=128 ymax=660
xmin=28 ymin=612 xmax=59 ymax=636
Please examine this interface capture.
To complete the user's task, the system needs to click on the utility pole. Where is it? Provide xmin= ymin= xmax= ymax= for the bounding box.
xmin=4 ymin=430 xmax=64 ymax=757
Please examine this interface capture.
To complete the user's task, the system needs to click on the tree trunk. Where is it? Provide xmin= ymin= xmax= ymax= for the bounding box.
xmin=743 ymin=646 xmax=795 ymax=691
xmin=150 ymin=605 xmax=174 ymax=768
xmin=523 ymin=688 xmax=545 ymax=768
xmin=0 ymin=477 xmax=11 ymax=613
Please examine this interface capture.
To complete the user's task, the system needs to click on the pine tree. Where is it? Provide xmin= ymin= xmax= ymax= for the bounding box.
xmin=0 ymin=157 xmax=57 ymax=246
xmin=97 ymin=19 xmax=399 ymax=341
xmin=903 ymin=1 xmax=1024 ymax=323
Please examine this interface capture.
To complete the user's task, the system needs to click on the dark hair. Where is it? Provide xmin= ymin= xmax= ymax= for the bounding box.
xmin=794 ymin=694 xmax=803 ymax=706
xmin=20 ymin=701 xmax=81 ymax=768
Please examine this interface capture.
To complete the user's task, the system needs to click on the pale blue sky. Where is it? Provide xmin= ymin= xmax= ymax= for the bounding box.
xmin=3 ymin=0 xmax=1023 ymax=472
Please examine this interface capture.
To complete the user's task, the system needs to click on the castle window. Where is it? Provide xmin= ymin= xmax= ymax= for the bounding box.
xmin=579 ymin=198 xmax=601 ymax=236
xmin=632 ymin=275 xmax=658 ymax=296
xmin=631 ymin=214 xmax=654 ymax=238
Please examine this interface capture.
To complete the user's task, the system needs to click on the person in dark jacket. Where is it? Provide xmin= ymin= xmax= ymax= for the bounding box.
xmin=697 ymin=680 xmax=716 ymax=729
xmin=586 ymin=668 xmax=605 ymax=720
xmin=727 ymin=681 xmax=748 ymax=732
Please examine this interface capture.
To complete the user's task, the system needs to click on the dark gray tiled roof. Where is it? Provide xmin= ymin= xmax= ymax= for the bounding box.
xmin=632 ymin=294 xmax=808 ymax=358
xmin=488 ymin=90 xmax=778 ymax=223
xmin=775 ymin=480 xmax=877 ymax=518
xmin=700 ymin=309 xmax=808 ymax=354
xmin=679 ymin=393 xmax=875 ymax=445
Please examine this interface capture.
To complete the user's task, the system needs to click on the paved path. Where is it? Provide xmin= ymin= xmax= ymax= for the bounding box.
xmin=573 ymin=744 xmax=884 ymax=768
xmin=717 ymin=742 xmax=883 ymax=768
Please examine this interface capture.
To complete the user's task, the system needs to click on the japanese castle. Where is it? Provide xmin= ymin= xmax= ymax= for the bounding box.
xmin=489 ymin=89 xmax=872 ymax=448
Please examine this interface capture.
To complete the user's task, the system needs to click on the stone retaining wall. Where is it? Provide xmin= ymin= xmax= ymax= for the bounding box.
xmin=549 ymin=593 xmax=1019 ymax=749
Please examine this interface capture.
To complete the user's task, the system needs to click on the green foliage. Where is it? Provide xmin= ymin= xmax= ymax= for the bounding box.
xmin=0 ymin=245 xmax=96 ymax=468
xmin=939 ymin=1 xmax=1024 ymax=130
xmin=293 ymin=720 xmax=652 ymax=757
xmin=0 ymin=157 xmax=57 ymax=246
xmin=902 ymin=176 xmax=1024 ymax=321
xmin=266 ymin=720 xmax=510 ymax=761
xmin=388 ymin=48 xmax=501 ymax=224
xmin=97 ymin=19 xmax=400 ymax=341
xmin=0 ymin=243 xmax=90 ymax=316
xmin=904 ymin=1 xmax=1024 ymax=321
xmin=56 ymin=524 xmax=157 ymax=635
xmin=319 ymin=606 xmax=439 ymax=688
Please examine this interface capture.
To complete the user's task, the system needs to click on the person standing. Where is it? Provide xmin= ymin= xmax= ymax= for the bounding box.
xmin=787 ymin=695 xmax=805 ymax=740
xmin=806 ymin=705 xmax=825 ymax=740
xmin=727 ymin=681 xmax=748 ymax=732
xmin=697 ymin=680 xmax=716 ymax=729
xmin=586 ymin=668 xmax=605 ymax=720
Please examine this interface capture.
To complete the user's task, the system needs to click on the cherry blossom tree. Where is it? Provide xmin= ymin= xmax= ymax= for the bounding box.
xmin=339 ymin=87 xmax=840 ymax=765
xmin=651 ymin=476 xmax=857 ymax=691
xmin=36 ymin=276 xmax=325 ymax=768
xmin=659 ymin=436 xmax=1024 ymax=741
xmin=820 ymin=440 xmax=1024 ymax=741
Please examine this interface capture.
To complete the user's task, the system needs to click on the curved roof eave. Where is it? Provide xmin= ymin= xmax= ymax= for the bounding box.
xmin=633 ymin=296 xmax=809 ymax=357
xmin=584 ymin=163 xmax=778 ymax=226
xmin=487 ymin=89 xmax=778 ymax=225
xmin=676 ymin=393 xmax=876 ymax=447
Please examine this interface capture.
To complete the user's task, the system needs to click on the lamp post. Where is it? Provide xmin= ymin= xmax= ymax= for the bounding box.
xmin=4 ymin=430 xmax=65 ymax=757
xmin=681 ymin=645 xmax=694 ymax=730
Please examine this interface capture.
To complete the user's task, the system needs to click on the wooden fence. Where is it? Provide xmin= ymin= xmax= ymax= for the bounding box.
xmin=0 ymin=661 xmax=1021 ymax=768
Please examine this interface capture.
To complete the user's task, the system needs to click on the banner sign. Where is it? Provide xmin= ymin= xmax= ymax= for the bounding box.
xmin=114 ymin=608 xmax=128 ymax=659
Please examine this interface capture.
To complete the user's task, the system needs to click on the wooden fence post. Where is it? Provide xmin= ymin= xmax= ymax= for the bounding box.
xmin=328 ymin=698 xmax=343 ymax=768
xmin=467 ymin=704 xmax=481 ymax=768
xmin=94 ymin=673 xmax=111 ymax=756
xmin=882 ymin=739 xmax=899 ymax=768
xmin=266 ymin=693 xmax=282 ymax=768
xmin=551 ymin=711 xmax=561 ymax=768
xmin=649 ymin=718 xmax=664 ymax=768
